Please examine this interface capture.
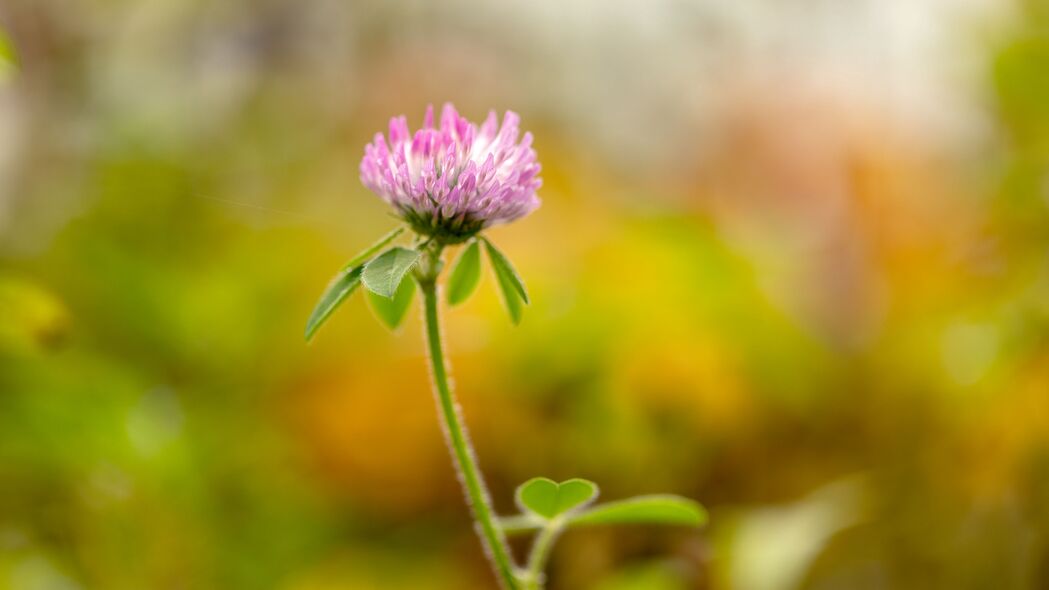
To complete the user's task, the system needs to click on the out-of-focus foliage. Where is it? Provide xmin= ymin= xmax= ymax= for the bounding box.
xmin=1 ymin=0 xmax=1047 ymax=589
xmin=0 ymin=26 xmax=16 ymax=83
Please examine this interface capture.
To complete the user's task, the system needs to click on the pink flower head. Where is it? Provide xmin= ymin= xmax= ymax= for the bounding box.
xmin=360 ymin=103 xmax=542 ymax=242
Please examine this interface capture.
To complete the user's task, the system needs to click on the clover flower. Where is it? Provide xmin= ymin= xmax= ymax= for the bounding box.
xmin=311 ymin=103 xmax=705 ymax=590
xmin=360 ymin=103 xmax=541 ymax=243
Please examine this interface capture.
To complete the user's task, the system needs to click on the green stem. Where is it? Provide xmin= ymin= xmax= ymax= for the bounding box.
xmin=498 ymin=515 xmax=543 ymax=535
xmin=420 ymin=280 xmax=521 ymax=589
xmin=525 ymin=520 xmax=563 ymax=590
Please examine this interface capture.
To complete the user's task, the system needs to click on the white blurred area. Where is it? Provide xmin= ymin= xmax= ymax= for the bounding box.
xmin=351 ymin=0 xmax=1010 ymax=175
xmin=0 ymin=0 xmax=1014 ymax=193
xmin=719 ymin=478 xmax=866 ymax=590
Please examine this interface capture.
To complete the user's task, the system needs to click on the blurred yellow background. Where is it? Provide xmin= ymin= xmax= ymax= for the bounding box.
xmin=2 ymin=0 xmax=1049 ymax=588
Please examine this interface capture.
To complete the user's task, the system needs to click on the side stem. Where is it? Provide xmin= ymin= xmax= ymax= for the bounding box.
xmin=420 ymin=279 xmax=521 ymax=589
xmin=525 ymin=520 xmax=563 ymax=590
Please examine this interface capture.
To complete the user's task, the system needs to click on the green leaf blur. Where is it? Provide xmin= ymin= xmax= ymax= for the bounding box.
xmin=0 ymin=28 xmax=16 ymax=80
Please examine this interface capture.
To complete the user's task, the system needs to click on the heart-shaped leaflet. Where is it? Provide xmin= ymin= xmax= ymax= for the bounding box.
xmin=516 ymin=478 xmax=599 ymax=520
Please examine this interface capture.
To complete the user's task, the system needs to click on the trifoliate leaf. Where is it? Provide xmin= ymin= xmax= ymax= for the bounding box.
xmin=366 ymin=273 xmax=416 ymax=329
xmin=303 ymin=227 xmax=405 ymax=341
xmin=446 ymin=240 xmax=482 ymax=306
xmin=304 ymin=267 xmax=363 ymax=341
xmin=569 ymin=495 xmax=707 ymax=528
xmin=362 ymin=247 xmax=421 ymax=298
xmin=516 ymin=477 xmax=599 ymax=520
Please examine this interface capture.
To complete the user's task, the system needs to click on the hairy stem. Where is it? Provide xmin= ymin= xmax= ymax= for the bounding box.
xmin=420 ymin=279 xmax=521 ymax=589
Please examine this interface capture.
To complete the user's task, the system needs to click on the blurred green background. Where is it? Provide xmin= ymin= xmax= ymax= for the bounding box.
xmin=2 ymin=0 xmax=1049 ymax=588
